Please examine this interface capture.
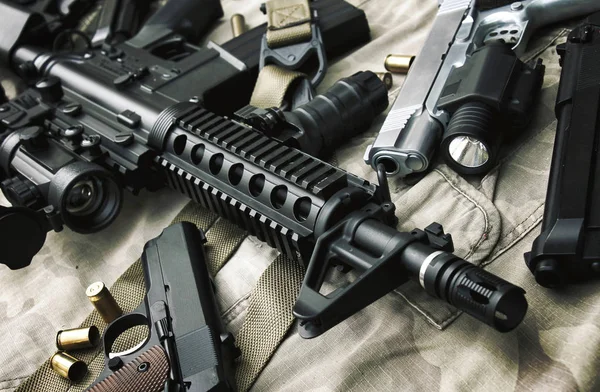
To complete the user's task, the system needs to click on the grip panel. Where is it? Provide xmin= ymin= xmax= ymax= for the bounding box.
xmin=87 ymin=345 xmax=169 ymax=392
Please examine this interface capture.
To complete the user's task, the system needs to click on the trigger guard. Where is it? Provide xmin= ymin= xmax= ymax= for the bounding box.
xmin=102 ymin=312 xmax=150 ymax=358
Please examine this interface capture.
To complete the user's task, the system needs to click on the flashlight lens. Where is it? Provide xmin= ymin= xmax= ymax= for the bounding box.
xmin=448 ymin=136 xmax=489 ymax=169
xmin=66 ymin=179 xmax=103 ymax=216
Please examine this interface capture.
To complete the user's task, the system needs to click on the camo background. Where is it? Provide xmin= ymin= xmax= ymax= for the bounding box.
xmin=1 ymin=0 xmax=599 ymax=391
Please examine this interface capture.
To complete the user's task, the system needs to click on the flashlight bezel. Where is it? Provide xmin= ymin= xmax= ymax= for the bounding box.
xmin=441 ymin=133 xmax=495 ymax=176
xmin=48 ymin=161 xmax=122 ymax=233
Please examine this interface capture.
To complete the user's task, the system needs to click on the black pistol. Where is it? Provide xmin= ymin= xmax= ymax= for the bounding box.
xmin=87 ymin=222 xmax=238 ymax=391
xmin=525 ymin=12 xmax=600 ymax=288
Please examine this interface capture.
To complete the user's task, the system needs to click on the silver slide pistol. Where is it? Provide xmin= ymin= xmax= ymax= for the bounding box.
xmin=365 ymin=0 xmax=600 ymax=177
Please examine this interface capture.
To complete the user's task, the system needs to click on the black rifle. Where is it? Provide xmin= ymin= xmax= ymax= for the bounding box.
xmin=88 ymin=222 xmax=238 ymax=392
xmin=0 ymin=0 xmax=371 ymax=115
xmin=525 ymin=13 xmax=600 ymax=288
xmin=0 ymin=2 xmax=528 ymax=336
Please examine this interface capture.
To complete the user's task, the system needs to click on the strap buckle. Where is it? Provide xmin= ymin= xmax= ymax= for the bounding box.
xmin=259 ymin=9 xmax=327 ymax=88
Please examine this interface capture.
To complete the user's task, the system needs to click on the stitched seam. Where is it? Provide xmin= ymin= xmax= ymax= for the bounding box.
xmin=485 ymin=213 xmax=544 ymax=266
xmin=0 ymin=376 xmax=30 ymax=392
xmin=433 ymin=169 xmax=490 ymax=260
xmin=0 ymin=377 xmax=29 ymax=384
xmin=222 ymin=294 xmax=252 ymax=325
xmin=496 ymin=203 xmax=544 ymax=247
xmin=397 ymin=291 xmax=462 ymax=329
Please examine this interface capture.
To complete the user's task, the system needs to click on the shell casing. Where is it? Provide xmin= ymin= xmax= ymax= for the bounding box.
xmin=375 ymin=72 xmax=393 ymax=90
xmin=86 ymin=281 xmax=123 ymax=323
xmin=384 ymin=54 xmax=416 ymax=74
xmin=50 ymin=352 xmax=88 ymax=382
xmin=56 ymin=326 xmax=100 ymax=351
xmin=231 ymin=14 xmax=246 ymax=38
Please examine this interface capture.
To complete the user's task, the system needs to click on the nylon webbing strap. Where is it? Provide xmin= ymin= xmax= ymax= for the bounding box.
xmin=265 ymin=0 xmax=312 ymax=48
xmin=235 ymin=255 xmax=305 ymax=391
xmin=15 ymin=201 xmax=248 ymax=392
xmin=250 ymin=0 xmax=313 ymax=109
xmin=249 ymin=65 xmax=305 ymax=108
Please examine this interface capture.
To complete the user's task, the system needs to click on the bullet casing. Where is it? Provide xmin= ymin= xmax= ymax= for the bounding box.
xmin=50 ymin=352 xmax=88 ymax=382
xmin=384 ymin=54 xmax=416 ymax=74
xmin=231 ymin=14 xmax=246 ymax=38
xmin=86 ymin=281 xmax=123 ymax=323
xmin=56 ymin=326 xmax=100 ymax=351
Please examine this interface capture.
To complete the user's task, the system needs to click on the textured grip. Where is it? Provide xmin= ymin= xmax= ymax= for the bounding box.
xmin=87 ymin=346 xmax=169 ymax=392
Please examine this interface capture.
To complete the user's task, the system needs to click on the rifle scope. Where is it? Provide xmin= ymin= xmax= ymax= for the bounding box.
xmin=0 ymin=124 xmax=122 ymax=235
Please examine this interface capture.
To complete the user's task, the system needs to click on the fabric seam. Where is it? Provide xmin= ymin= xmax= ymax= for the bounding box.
xmin=433 ymin=168 xmax=490 ymax=261
xmin=485 ymin=213 xmax=544 ymax=266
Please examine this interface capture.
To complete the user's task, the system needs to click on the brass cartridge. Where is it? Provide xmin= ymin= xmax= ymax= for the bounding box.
xmin=384 ymin=54 xmax=416 ymax=74
xmin=86 ymin=281 xmax=123 ymax=323
xmin=231 ymin=14 xmax=247 ymax=38
xmin=56 ymin=326 xmax=100 ymax=351
xmin=50 ymin=352 xmax=88 ymax=382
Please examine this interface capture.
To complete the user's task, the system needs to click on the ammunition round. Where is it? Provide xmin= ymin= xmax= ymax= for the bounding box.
xmin=231 ymin=14 xmax=246 ymax=38
xmin=56 ymin=326 xmax=100 ymax=351
xmin=86 ymin=281 xmax=123 ymax=323
xmin=50 ymin=351 xmax=88 ymax=382
xmin=375 ymin=72 xmax=393 ymax=90
xmin=384 ymin=54 xmax=415 ymax=74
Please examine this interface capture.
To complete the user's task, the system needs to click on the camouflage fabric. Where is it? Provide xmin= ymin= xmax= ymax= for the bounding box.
xmin=1 ymin=0 xmax=600 ymax=391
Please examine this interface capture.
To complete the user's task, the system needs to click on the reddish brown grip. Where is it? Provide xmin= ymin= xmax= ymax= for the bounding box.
xmin=87 ymin=346 xmax=170 ymax=392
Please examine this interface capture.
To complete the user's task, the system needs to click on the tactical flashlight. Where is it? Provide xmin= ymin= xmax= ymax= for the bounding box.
xmin=236 ymin=71 xmax=389 ymax=158
xmin=437 ymin=43 xmax=544 ymax=175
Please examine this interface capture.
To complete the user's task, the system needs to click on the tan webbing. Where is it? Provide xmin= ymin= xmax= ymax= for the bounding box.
xmin=249 ymin=65 xmax=305 ymax=109
xmin=234 ymin=256 xmax=304 ymax=391
xmin=250 ymin=0 xmax=313 ymax=109
xmin=265 ymin=0 xmax=312 ymax=48
xmin=15 ymin=202 xmax=251 ymax=392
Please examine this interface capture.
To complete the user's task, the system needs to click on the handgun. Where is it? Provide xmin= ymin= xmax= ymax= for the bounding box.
xmin=87 ymin=222 xmax=238 ymax=391
xmin=0 ymin=0 xmax=529 ymax=337
xmin=365 ymin=0 xmax=600 ymax=178
xmin=525 ymin=12 xmax=600 ymax=288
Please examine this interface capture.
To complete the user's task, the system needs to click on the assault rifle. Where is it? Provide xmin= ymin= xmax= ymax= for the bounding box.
xmin=0 ymin=0 xmax=528 ymax=337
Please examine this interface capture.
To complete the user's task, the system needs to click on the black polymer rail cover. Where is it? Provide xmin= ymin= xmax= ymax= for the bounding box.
xmin=88 ymin=222 xmax=237 ymax=391
xmin=525 ymin=12 xmax=600 ymax=287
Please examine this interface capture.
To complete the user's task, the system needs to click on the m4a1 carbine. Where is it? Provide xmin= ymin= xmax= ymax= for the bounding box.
xmin=0 ymin=1 xmax=528 ymax=337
